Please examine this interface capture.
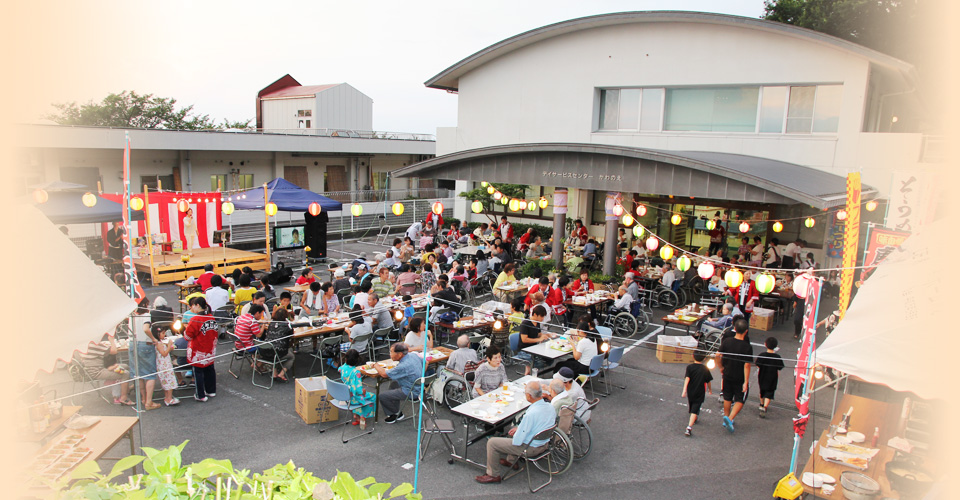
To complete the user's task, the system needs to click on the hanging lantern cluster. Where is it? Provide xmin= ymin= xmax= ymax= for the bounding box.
xmin=478 ymin=181 xmax=550 ymax=212
xmin=392 ymin=202 xmax=404 ymax=216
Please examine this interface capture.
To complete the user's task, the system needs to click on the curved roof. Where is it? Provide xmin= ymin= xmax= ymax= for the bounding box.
xmin=391 ymin=143 xmax=876 ymax=209
xmin=425 ymin=11 xmax=917 ymax=91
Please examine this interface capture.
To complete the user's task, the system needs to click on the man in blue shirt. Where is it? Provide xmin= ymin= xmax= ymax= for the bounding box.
xmin=374 ymin=342 xmax=423 ymax=423
xmin=581 ymin=238 xmax=598 ymax=263
xmin=699 ymin=303 xmax=734 ymax=338
xmin=476 ymin=380 xmax=557 ymax=483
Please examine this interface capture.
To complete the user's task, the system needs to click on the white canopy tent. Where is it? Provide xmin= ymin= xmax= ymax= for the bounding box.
xmin=816 ymin=218 xmax=945 ymax=401
xmin=17 ymin=205 xmax=136 ymax=375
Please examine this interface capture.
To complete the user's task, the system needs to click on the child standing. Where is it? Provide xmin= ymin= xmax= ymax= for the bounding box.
xmin=755 ymin=337 xmax=784 ymax=418
xmin=154 ymin=330 xmax=181 ymax=406
xmin=401 ymin=294 xmax=415 ymax=329
xmin=681 ymin=352 xmax=713 ymax=436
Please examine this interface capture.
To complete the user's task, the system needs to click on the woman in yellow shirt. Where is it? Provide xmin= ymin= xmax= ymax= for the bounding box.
xmin=233 ymin=274 xmax=257 ymax=313
xmin=493 ymin=263 xmax=517 ymax=301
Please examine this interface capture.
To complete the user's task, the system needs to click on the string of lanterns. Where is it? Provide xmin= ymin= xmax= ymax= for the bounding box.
xmin=474 ymin=181 xmax=549 ymax=214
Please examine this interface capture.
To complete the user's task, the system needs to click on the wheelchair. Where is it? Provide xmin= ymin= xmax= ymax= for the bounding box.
xmin=600 ymin=297 xmax=650 ymax=339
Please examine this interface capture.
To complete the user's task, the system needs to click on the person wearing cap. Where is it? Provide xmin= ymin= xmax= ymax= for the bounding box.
xmin=355 ymin=263 xmax=375 ymax=289
xmin=546 ymin=377 xmax=573 ymax=413
xmin=475 ymin=380 xmax=556 ymax=484
xmin=374 ymin=342 xmax=421 ymax=423
xmin=554 ymin=366 xmax=591 ymax=421
xmin=350 ymin=253 xmax=369 ymax=278
xmin=332 ymin=268 xmax=352 ymax=294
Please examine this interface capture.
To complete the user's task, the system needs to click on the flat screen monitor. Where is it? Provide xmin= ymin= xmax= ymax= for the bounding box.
xmin=274 ymin=225 xmax=306 ymax=250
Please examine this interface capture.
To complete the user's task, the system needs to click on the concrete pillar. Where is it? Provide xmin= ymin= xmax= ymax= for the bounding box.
xmin=552 ymin=188 xmax=568 ymax=269
xmin=603 ymin=192 xmax=621 ymax=275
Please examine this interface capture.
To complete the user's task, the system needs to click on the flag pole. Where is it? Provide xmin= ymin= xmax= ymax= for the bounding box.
xmin=788 ymin=277 xmax=824 ymax=473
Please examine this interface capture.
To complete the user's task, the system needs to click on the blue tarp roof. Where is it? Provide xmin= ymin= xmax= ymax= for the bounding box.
xmin=35 ymin=191 xmax=145 ymax=225
xmin=233 ymin=178 xmax=343 ymax=212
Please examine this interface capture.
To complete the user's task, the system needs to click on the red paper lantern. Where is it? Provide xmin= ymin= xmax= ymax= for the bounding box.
xmin=308 ymin=202 xmax=322 ymax=216
xmin=636 ymin=204 xmax=647 ymax=217
xmin=432 ymin=201 xmax=443 ymax=215
xmin=177 ymin=199 xmax=190 ymax=212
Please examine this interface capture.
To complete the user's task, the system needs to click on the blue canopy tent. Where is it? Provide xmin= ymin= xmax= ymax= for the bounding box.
xmin=233 ymin=178 xmax=342 ymax=259
xmin=36 ymin=191 xmax=145 ymax=225
xmin=232 ymin=178 xmax=342 ymax=212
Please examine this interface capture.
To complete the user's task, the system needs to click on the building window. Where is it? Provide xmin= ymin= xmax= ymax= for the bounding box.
xmin=297 ymin=110 xmax=312 ymax=117
xmin=664 ymin=87 xmax=760 ymax=132
xmin=786 ymin=85 xmax=841 ymax=134
xmin=640 ymin=88 xmax=663 ymax=131
xmin=599 ymin=89 xmax=620 ymax=130
xmin=211 ymin=175 xmax=225 ymax=191
xmin=759 ymin=86 xmax=788 ymax=133
xmin=236 ymin=174 xmax=254 ymax=190
xmin=142 ymin=175 xmax=174 ymax=191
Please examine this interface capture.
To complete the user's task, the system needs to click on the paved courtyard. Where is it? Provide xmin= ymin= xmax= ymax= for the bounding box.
xmin=41 ymin=237 xmax=849 ymax=499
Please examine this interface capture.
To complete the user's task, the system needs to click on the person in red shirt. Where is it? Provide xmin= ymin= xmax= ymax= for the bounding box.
xmin=234 ymin=303 xmax=267 ymax=352
xmin=726 ymin=270 xmax=760 ymax=322
xmin=497 ymin=216 xmax=514 ymax=243
xmin=517 ymin=228 xmax=535 ymax=252
xmin=571 ymin=220 xmax=588 ymax=244
xmin=196 ymin=264 xmax=217 ymax=291
xmin=446 ymin=223 xmax=460 ymax=240
xmin=571 ymin=269 xmax=595 ymax=296
xmin=183 ymin=297 xmax=219 ymax=401
xmin=524 ymin=276 xmax=552 ymax=309
xmin=296 ymin=268 xmax=316 ymax=286
xmin=546 ymin=276 xmax=573 ymax=325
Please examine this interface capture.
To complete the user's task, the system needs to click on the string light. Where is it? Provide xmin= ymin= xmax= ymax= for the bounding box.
xmin=836 ymin=209 xmax=848 ymax=221
xmin=601 ymin=342 xmax=610 ymax=353
xmin=509 ymin=198 xmax=520 ymax=212
xmin=671 ymin=214 xmax=682 ymax=225
xmin=265 ymin=202 xmax=278 ymax=216
xmin=612 ymin=204 xmax=624 ymax=217
xmin=539 ymin=197 xmax=548 ymax=209
xmin=221 ymin=202 xmax=235 ymax=215
xmin=739 ymin=221 xmax=750 ymax=233
xmin=519 ymin=200 xmax=528 ymax=210
xmin=621 ymin=214 xmax=634 ymax=226
xmin=706 ymin=358 xmax=716 ymax=370
xmin=705 ymin=219 xmax=716 ymax=231
xmin=493 ymin=191 xmax=502 ymax=200
xmin=177 ymin=199 xmax=189 ymax=212
xmin=493 ymin=319 xmax=503 ymax=330
xmin=129 ymin=198 xmax=144 ymax=211
xmin=660 ymin=245 xmax=674 ymax=260
xmin=481 ymin=181 xmax=489 ymax=188
xmin=351 ymin=203 xmax=363 ymax=217
xmin=633 ymin=225 xmax=644 ymax=238
xmin=865 ymin=200 xmax=878 ymax=212
xmin=500 ymin=196 xmax=508 ymax=206
xmin=676 ymin=255 xmax=691 ymax=272
xmin=487 ymin=186 xmax=495 ymax=195
xmin=804 ymin=217 xmax=816 ymax=228
xmin=645 ymin=236 xmax=659 ymax=251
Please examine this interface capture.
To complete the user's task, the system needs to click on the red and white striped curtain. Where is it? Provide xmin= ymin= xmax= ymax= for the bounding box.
xmin=102 ymin=192 xmax=222 ymax=248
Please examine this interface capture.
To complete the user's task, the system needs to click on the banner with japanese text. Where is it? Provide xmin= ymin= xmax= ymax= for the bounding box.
xmin=838 ymin=173 xmax=860 ymax=319
xmin=857 ymin=226 xmax=910 ymax=286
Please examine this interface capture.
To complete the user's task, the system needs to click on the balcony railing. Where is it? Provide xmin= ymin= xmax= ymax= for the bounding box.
xmin=320 ymin=188 xmax=454 ymax=203
xmin=256 ymin=128 xmax=436 ymax=141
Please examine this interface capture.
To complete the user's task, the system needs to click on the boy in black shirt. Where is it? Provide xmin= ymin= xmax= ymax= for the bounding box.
xmin=755 ymin=337 xmax=785 ymax=418
xmin=681 ymin=352 xmax=713 ymax=436
xmin=517 ymin=305 xmax=553 ymax=376
xmin=717 ymin=318 xmax=754 ymax=434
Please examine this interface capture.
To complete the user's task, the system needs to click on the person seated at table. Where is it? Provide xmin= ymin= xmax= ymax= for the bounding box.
xmin=404 ymin=316 xmax=433 ymax=353
xmin=473 ymin=223 xmax=493 ymax=246
xmin=517 ymin=227 xmax=535 ymax=253
xmin=300 ymin=281 xmax=324 ymax=316
xmin=581 ymin=238 xmax=598 ymax=262
xmin=349 ymin=253 xmax=368 ymax=278
xmin=557 ymin=321 xmax=601 ymax=377
xmin=546 ymin=276 xmax=572 ymax=325
xmin=240 ymin=291 xmax=266 ymax=317
xmin=445 ymin=223 xmax=460 ymax=241
xmin=508 ymin=297 xmax=525 ymax=333
xmin=419 ymin=230 xmax=435 ymax=252
xmin=493 ymin=263 xmax=517 ymax=301
xmin=257 ymin=308 xmax=294 ymax=382
xmin=430 ymin=275 xmax=459 ymax=309
xmin=699 ymin=303 xmax=735 ymax=338
xmin=204 ymin=275 xmax=230 ymax=312
xmin=196 ymin=264 xmax=218 ymax=291
xmin=344 ymin=305 xmax=373 ymax=355
xmin=234 ymin=303 xmax=267 ymax=356
xmin=353 ymin=281 xmax=372 ymax=310
xmin=439 ymin=240 xmax=455 ymax=262
xmin=475 ymin=380 xmax=557 ymax=484
xmin=528 ymin=291 xmax=552 ymax=324
xmin=526 ymin=237 xmax=547 ymax=259
xmin=371 ymin=266 xmax=394 ymax=298
xmin=394 ymin=263 xmax=419 ymax=295
xmin=398 ymin=237 xmax=416 ymax=262
xmin=475 ymin=252 xmax=490 ymax=276
xmin=447 ymin=261 xmax=470 ymax=292
xmin=571 ymin=268 xmax=595 ymax=296
xmin=446 ymin=334 xmax=479 ymax=375
xmin=295 ymin=268 xmax=314 ymax=286
xmin=332 ymin=268 xmax=352 ymax=294
xmin=356 ymin=263 xmax=376 ymax=288
xmin=364 ymin=293 xmax=390 ymax=330
xmin=420 ymin=243 xmax=437 ymax=264
xmin=471 ymin=345 xmax=507 ymax=398
xmin=425 ymin=253 xmax=439 ymax=269
xmin=399 ymin=294 xmax=415 ymax=329
xmin=571 ymin=219 xmax=588 ymax=244
xmin=79 ymin=335 xmax=135 ymax=406
xmin=374 ymin=342 xmax=421 ymax=423
xmin=517 ymin=305 xmax=555 ymax=376
xmin=546 ymin=378 xmax=573 ymax=414
xmin=273 ymin=291 xmax=295 ymax=320
xmin=338 ymin=348 xmax=376 ymax=429
xmin=524 ymin=276 xmax=551 ymax=309
xmin=381 ymin=249 xmax=401 ymax=270
xmin=420 ymin=262 xmax=437 ymax=291
xmin=233 ymin=274 xmax=257 ymax=313
xmin=554 ymin=366 xmax=592 ymax=421
xmin=607 ymin=285 xmax=634 ymax=317
xmin=708 ymin=275 xmax=724 ymax=293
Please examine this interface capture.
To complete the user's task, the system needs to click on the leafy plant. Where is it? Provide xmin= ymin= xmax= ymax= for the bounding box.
xmin=52 ymin=441 xmax=422 ymax=500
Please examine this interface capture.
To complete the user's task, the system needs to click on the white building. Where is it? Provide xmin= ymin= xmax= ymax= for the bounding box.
xmin=394 ymin=11 xmax=940 ymax=270
xmin=256 ymin=74 xmax=374 ymax=132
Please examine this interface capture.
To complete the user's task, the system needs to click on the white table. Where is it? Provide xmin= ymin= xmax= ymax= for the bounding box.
xmin=522 ymin=338 xmax=574 ymax=360
xmin=454 ymin=246 xmax=490 ymax=256
xmin=449 ymin=375 xmax=537 ymax=470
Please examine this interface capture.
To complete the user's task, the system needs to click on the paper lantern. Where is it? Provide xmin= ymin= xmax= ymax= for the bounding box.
xmin=865 ymin=200 xmax=878 ymax=212
xmin=724 ymin=269 xmax=744 ymax=288
xmin=676 ymin=255 xmax=691 ymax=272
xmin=804 ymin=217 xmax=816 ymax=228
xmin=81 ymin=192 xmax=98 ymax=207
xmin=486 ymin=186 xmax=495 ymax=195
xmin=621 ymin=214 xmax=634 ymax=226
xmin=392 ymin=202 xmax=404 ymax=216
xmin=793 ymin=273 xmax=813 ymax=299
xmin=756 ymin=273 xmax=776 ymax=294
xmin=739 ymin=221 xmax=750 ymax=233
xmin=645 ymin=236 xmax=659 ymax=251
xmin=519 ymin=200 xmax=528 ymax=210
xmin=539 ymin=197 xmax=548 ymax=209
xmin=527 ymin=201 xmax=537 ymax=212
xmin=351 ymin=203 xmax=363 ymax=217
xmin=697 ymin=261 xmax=715 ymax=280
xmin=636 ymin=204 xmax=647 ymax=217
xmin=308 ymin=202 xmax=322 ymax=216
xmin=633 ymin=225 xmax=644 ymax=238
xmin=33 ymin=189 xmax=48 ymax=204
xmin=772 ymin=221 xmax=783 ymax=233
xmin=176 ymin=199 xmax=189 ymax=212
xmin=432 ymin=201 xmax=443 ymax=215
xmin=612 ymin=204 xmax=624 ymax=217
xmin=266 ymin=202 xmax=278 ymax=216
xmin=836 ymin=209 xmax=848 ymax=221
xmin=129 ymin=197 xmax=144 ymax=211
xmin=304 ymin=246 xmax=311 ymax=253
xmin=493 ymin=191 xmax=502 ymax=200
xmin=671 ymin=214 xmax=682 ymax=225
xmin=481 ymin=181 xmax=489 ymax=188
xmin=508 ymin=198 xmax=520 ymax=212
xmin=471 ymin=200 xmax=484 ymax=214
xmin=500 ymin=196 xmax=508 ymax=205
xmin=221 ymin=201 xmax=235 ymax=215
xmin=660 ymin=245 xmax=674 ymax=260
xmin=705 ymin=219 xmax=716 ymax=231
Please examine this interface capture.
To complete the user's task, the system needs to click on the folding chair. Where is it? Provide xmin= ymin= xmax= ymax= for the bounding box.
xmin=396 ymin=372 xmax=437 ymax=422
xmin=370 ymin=326 xmax=396 ymax=360
xmin=308 ymin=335 xmax=344 ymax=378
xmin=251 ymin=340 xmax=282 ymax=390
xmin=227 ymin=333 xmax=255 ymax=379
xmin=506 ymin=333 xmax=528 ymax=375
xmin=350 ymin=331 xmax=374 ymax=362
xmin=319 ymin=379 xmax=376 ymax=443
xmin=504 ymin=424 xmax=560 ymax=493
xmin=583 ymin=354 xmax=608 ymax=398
xmin=68 ymin=352 xmax=112 ymax=404
xmin=418 ymin=398 xmax=457 ymax=460
xmin=603 ymin=346 xmax=626 ymax=392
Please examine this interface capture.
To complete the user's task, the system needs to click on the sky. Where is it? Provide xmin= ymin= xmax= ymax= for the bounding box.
xmin=13 ymin=1 xmax=764 ymax=135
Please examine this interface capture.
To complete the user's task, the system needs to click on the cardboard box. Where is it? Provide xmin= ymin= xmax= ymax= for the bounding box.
xmin=656 ymin=335 xmax=698 ymax=364
xmin=749 ymin=307 xmax=775 ymax=331
xmin=295 ymin=377 xmax=339 ymax=424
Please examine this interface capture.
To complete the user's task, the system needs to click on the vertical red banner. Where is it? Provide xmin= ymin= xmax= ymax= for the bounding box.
xmin=795 ymin=278 xmax=822 ymax=414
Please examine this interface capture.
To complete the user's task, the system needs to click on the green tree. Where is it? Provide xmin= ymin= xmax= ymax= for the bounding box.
xmin=459 ymin=183 xmax=529 ymax=221
xmin=46 ymin=91 xmax=249 ymax=130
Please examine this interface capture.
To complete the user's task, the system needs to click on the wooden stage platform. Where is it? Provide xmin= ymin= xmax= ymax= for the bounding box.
xmin=134 ymin=247 xmax=270 ymax=285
